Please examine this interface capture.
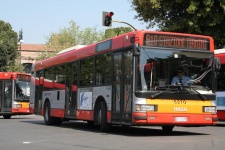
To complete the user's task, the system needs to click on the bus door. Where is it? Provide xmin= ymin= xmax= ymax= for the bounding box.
xmin=65 ymin=62 xmax=78 ymax=118
xmin=34 ymin=71 xmax=43 ymax=114
xmin=2 ymin=80 xmax=12 ymax=112
xmin=112 ymin=50 xmax=133 ymax=124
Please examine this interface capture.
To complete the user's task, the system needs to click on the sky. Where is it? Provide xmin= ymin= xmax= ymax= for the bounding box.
xmin=0 ymin=0 xmax=151 ymax=44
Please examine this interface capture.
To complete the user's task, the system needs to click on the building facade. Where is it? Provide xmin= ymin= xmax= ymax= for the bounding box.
xmin=17 ymin=44 xmax=53 ymax=73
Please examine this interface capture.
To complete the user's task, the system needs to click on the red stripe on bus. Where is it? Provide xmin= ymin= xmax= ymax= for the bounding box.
xmin=50 ymin=109 xmax=65 ymax=118
xmin=76 ymin=110 xmax=94 ymax=120
xmin=11 ymin=108 xmax=31 ymax=113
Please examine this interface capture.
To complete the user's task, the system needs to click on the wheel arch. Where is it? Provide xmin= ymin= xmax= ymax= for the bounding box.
xmin=93 ymin=95 xmax=106 ymax=125
xmin=43 ymin=98 xmax=50 ymax=116
xmin=44 ymin=98 xmax=50 ymax=106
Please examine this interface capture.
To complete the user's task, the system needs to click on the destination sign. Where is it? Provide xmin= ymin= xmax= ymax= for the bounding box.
xmin=17 ymin=74 xmax=30 ymax=81
xmin=144 ymin=34 xmax=210 ymax=50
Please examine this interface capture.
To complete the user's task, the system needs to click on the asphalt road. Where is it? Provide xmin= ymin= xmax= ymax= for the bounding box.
xmin=0 ymin=115 xmax=225 ymax=150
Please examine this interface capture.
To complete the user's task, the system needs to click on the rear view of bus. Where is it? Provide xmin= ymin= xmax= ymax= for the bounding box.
xmin=0 ymin=72 xmax=31 ymax=119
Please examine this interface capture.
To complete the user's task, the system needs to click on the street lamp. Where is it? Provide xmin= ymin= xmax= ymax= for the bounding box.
xmin=18 ymin=29 xmax=23 ymax=71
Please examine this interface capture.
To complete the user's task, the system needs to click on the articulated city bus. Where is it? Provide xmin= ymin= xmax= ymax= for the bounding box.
xmin=0 ymin=72 xmax=31 ymax=119
xmin=29 ymin=30 xmax=217 ymax=132
xmin=214 ymin=48 xmax=225 ymax=121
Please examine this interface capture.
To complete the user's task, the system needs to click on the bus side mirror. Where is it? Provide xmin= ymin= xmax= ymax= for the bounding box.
xmin=130 ymin=37 xmax=140 ymax=56
xmin=215 ymin=57 xmax=221 ymax=71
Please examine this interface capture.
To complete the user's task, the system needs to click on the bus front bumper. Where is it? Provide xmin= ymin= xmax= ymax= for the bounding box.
xmin=132 ymin=112 xmax=217 ymax=126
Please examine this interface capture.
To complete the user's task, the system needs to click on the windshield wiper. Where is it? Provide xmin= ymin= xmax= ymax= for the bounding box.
xmin=151 ymin=91 xmax=166 ymax=98
xmin=151 ymin=85 xmax=207 ymax=100
xmin=151 ymin=85 xmax=186 ymax=99
xmin=189 ymin=86 xmax=206 ymax=100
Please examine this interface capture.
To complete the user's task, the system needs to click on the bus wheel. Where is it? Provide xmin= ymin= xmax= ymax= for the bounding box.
xmin=44 ymin=102 xmax=53 ymax=125
xmin=99 ymin=101 xmax=110 ymax=132
xmin=162 ymin=125 xmax=174 ymax=133
xmin=3 ymin=115 xmax=11 ymax=119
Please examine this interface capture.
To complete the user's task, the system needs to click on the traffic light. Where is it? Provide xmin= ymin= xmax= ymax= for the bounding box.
xmin=102 ymin=11 xmax=114 ymax=27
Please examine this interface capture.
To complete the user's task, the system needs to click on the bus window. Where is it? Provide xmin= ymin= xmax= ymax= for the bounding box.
xmin=95 ymin=53 xmax=112 ymax=85
xmin=80 ymin=57 xmax=94 ymax=86
xmin=4 ymin=81 xmax=12 ymax=108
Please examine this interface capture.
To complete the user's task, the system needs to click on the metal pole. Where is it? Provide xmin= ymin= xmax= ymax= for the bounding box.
xmin=18 ymin=29 xmax=23 ymax=71
xmin=112 ymin=20 xmax=137 ymax=31
xmin=20 ymin=41 xmax=21 ymax=71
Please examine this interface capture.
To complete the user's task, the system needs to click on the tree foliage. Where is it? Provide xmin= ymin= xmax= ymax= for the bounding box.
xmin=38 ymin=21 xmax=105 ymax=59
xmin=0 ymin=20 xmax=18 ymax=71
xmin=104 ymin=27 xmax=133 ymax=39
xmin=38 ymin=21 xmax=133 ymax=60
xmin=130 ymin=0 xmax=225 ymax=48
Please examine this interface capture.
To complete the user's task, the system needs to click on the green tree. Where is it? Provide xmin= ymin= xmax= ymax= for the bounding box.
xmin=37 ymin=21 xmax=105 ymax=60
xmin=130 ymin=0 xmax=225 ymax=48
xmin=37 ymin=21 xmax=134 ymax=60
xmin=0 ymin=20 xmax=18 ymax=71
xmin=104 ymin=27 xmax=133 ymax=39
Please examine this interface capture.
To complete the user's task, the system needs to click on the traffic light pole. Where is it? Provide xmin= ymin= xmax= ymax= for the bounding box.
xmin=112 ymin=20 xmax=137 ymax=31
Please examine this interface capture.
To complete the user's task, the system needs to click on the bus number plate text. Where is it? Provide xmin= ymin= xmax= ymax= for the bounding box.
xmin=175 ymin=117 xmax=188 ymax=122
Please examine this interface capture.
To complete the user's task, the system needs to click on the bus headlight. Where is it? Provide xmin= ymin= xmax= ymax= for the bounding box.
xmin=136 ymin=104 xmax=157 ymax=111
xmin=203 ymin=106 xmax=216 ymax=114
xmin=15 ymin=104 xmax=22 ymax=108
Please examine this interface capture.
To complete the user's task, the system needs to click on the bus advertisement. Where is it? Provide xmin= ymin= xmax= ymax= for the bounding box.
xmin=29 ymin=30 xmax=217 ymax=132
xmin=0 ymin=72 xmax=31 ymax=119
xmin=214 ymin=48 xmax=225 ymax=121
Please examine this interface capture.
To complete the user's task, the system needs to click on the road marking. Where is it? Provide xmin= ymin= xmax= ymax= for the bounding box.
xmin=23 ymin=142 xmax=31 ymax=144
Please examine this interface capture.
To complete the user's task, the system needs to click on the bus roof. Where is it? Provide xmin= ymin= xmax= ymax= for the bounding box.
xmin=215 ymin=48 xmax=225 ymax=64
xmin=34 ymin=30 xmax=214 ymax=71
xmin=0 ymin=72 xmax=30 ymax=80
xmin=57 ymin=45 xmax=87 ymax=55
xmin=214 ymin=48 xmax=225 ymax=54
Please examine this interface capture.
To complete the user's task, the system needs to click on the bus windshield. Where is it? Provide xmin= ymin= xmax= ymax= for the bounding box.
xmin=136 ymin=48 xmax=214 ymax=94
xmin=14 ymin=80 xmax=30 ymax=101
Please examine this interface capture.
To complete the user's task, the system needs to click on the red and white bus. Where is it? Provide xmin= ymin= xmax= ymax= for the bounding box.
xmin=214 ymin=48 xmax=225 ymax=121
xmin=30 ymin=30 xmax=217 ymax=132
xmin=0 ymin=72 xmax=31 ymax=119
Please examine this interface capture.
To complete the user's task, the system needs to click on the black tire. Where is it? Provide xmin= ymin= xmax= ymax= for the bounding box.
xmin=44 ymin=102 xmax=54 ymax=125
xmin=162 ymin=125 xmax=174 ymax=134
xmin=3 ymin=115 xmax=11 ymax=119
xmin=100 ymin=101 xmax=110 ymax=132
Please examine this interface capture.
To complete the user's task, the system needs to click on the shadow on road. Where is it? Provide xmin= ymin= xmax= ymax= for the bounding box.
xmin=20 ymin=115 xmax=209 ymax=137
xmin=215 ymin=122 xmax=225 ymax=127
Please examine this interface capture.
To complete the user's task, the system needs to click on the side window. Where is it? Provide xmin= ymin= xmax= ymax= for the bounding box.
xmin=80 ymin=57 xmax=94 ymax=86
xmin=4 ymin=80 xmax=12 ymax=108
xmin=95 ymin=53 xmax=112 ymax=85
xmin=35 ymin=70 xmax=43 ymax=112
xmin=55 ymin=65 xmax=66 ymax=90
xmin=44 ymin=67 xmax=55 ymax=90
xmin=72 ymin=62 xmax=78 ymax=87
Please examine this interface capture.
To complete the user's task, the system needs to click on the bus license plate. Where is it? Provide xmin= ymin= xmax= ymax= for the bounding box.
xmin=175 ymin=117 xmax=187 ymax=122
